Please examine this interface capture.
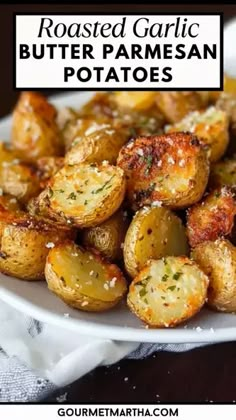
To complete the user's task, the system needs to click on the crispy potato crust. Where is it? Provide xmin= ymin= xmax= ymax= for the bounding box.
xmin=117 ymin=132 xmax=209 ymax=210
xmin=12 ymin=92 xmax=63 ymax=162
xmin=187 ymin=186 xmax=236 ymax=248
xmin=127 ymin=256 xmax=209 ymax=327
xmin=124 ymin=206 xmax=189 ymax=278
xmin=45 ymin=241 xmax=127 ymax=311
xmin=192 ymin=239 xmax=236 ymax=312
xmin=166 ymin=107 xmax=229 ymax=162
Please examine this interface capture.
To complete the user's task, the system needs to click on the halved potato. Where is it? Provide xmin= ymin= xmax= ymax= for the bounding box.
xmin=82 ymin=209 xmax=129 ymax=261
xmin=209 ymin=159 xmax=236 ymax=188
xmin=45 ymin=241 xmax=127 ymax=311
xmin=166 ymin=107 xmax=229 ymax=162
xmin=0 ymin=210 xmax=72 ymax=280
xmin=127 ymin=256 xmax=209 ymax=327
xmin=155 ymin=91 xmax=207 ymax=123
xmin=186 ymin=186 xmax=236 ymax=248
xmin=191 ymin=239 xmax=236 ymax=312
xmin=124 ymin=206 xmax=189 ymax=278
xmin=35 ymin=162 xmax=126 ymax=228
xmin=117 ymin=132 xmax=209 ymax=210
xmin=65 ymin=117 xmax=129 ymax=165
xmin=12 ymin=92 xmax=63 ymax=162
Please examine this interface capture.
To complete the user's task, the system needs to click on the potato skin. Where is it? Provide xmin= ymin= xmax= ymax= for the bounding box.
xmin=0 ymin=214 xmax=72 ymax=280
xmin=65 ymin=117 xmax=130 ymax=165
xmin=166 ymin=107 xmax=229 ymax=162
xmin=127 ymin=256 xmax=209 ymax=327
xmin=117 ymin=132 xmax=209 ymax=210
xmin=12 ymin=92 xmax=63 ymax=162
xmin=155 ymin=91 xmax=207 ymax=123
xmin=45 ymin=241 xmax=127 ymax=312
xmin=82 ymin=209 xmax=129 ymax=261
xmin=186 ymin=186 xmax=236 ymax=248
xmin=124 ymin=206 xmax=189 ymax=278
xmin=191 ymin=239 xmax=236 ymax=312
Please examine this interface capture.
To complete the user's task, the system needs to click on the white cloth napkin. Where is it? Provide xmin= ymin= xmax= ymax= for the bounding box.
xmin=0 ymin=19 xmax=235 ymax=402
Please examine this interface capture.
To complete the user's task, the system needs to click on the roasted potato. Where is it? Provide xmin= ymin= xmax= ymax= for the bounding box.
xmin=34 ymin=162 xmax=126 ymax=228
xmin=0 ymin=142 xmax=41 ymax=204
xmin=124 ymin=206 xmax=189 ymax=278
xmin=45 ymin=241 xmax=127 ymax=311
xmin=155 ymin=91 xmax=208 ymax=123
xmin=36 ymin=156 xmax=64 ymax=188
xmin=209 ymin=159 xmax=236 ymax=188
xmin=186 ymin=186 xmax=236 ymax=248
xmin=166 ymin=107 xmax=229 ymax=162
xmin=82 ymin=209 xmax=129 ymax=261
xmin=117 ymin=132 xmax=209 ymax=210
xmin=65 ymin=116 xmax=130 ymax=165
xmin=113 ymin=91 xmax=157 ymax=111
xmin=216 ymin=93 xmax=236 ymax=155
xmin=12 ymin=92 xmax=63 ymax=162
xmin=0 ymin=209 xmax=72 ymax=280
xmin=127 ymin=256 xmax=209 ymax=327
xmin=192 ymin=239 xmax=236 ymax=312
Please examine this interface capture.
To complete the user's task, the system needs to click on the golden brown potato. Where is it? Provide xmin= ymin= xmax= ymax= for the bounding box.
xmin=0 ymin=210 xmax=72 ymax=281
xmin=65 ymin=117 xmax=130 ymax=165
xmin=12 ymin=92 xmax=63 ymax=162
xmin=166 ymin=107 xmax=229 ymax=162
xmin=216 ymin=93 xmax=236 ymax=155
xmin=127 ymin=256 xmax=209 ymax=327
xmin=124 ymin=206 xmax=189 ymax=278
xmin=191 ymin=239 xmax=236 ymax=313
xmin=0 ymin=142 xmax=41 ymax=204
xmin=45 ymin=241 xmax=127 ymax=311
xmin=82 ymin=209 xmax=129 ymax=261
xmin=34 ymin=162 xmax=126 ymax=228
xmin=186 ymin=186 xmax=236 ymax=248
xmin=113 ymin=91 xmax=157 ymax=111
xmin=155 ymin=91 xmax=207 ymax=123
xmin=117 ymin=132 xmax=209 ymax=210
xmin=209 ymin=159 xmax=236 ymax=188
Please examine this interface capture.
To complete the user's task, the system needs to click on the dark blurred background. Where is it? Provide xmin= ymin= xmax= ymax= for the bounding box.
xmin=0 ymin=3 xmax=236 ymax=117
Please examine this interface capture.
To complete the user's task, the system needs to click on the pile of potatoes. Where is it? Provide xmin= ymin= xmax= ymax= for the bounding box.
xmin=1 ymin=77 xmax=236 ymax=328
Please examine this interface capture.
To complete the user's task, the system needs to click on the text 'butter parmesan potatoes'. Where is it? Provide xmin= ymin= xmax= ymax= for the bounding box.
xmin=38 ymin=162 xmax=126 ymax=228
xmin=192 ymin=239 xmax=236 ymax=313
xmin=166 ymin=107 xmax=229 ymax=162
xmin=45 ymin=241 xmax=127 ymax=312
xmin=0 ymin=207 xmax=72 ymax=281
xmin=12 ymin=92 xmax=63 ymax=162
xmin=82 ymin=209 xmax=129 ymax=261
xmin=187 ymin=186 xmax=236 ymax=248
xmin=117 ymin=132 xmax=210 ymax=210
xmin=127 ymin=256 xmax=209 ymax=327
xmin=124 ymin=206 xmax=189 ymax=278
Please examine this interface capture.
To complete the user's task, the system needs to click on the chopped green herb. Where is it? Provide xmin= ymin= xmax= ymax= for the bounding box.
xmin=76 ymin=190 xmax=83 ymax=194
xmin=161 ymin=296 xmax=166 ymax=300
xmin=92 ymin=175 xmax=115 ymax=194
xmin=139 ymin=288 xmax=147 ymax=297
xmin=161 ymin=274 xmax=169 ymax=282
xmin=67 ymin=192 xmax=77 ymax=200
xmin=215 ymin=191 xmax=221 ymax=198
xmin=84 ymin=200 xmax=88 ymax=205
xmin=48 ymin=187 xmax=53 ymax=198
xmin=173 ymin=271 xmax=183 ymax=280
xmin=84 ymin=179 xmax=89 ymax=185
xmin=144 ymin=298 xmax=148 ymax=304
xmin=60 ymin=276 xmax=66 ymax=285
xmin=144 ymin=155 xmax=153 ymax=175
xmin=95 ymin=272 xmax=99 ymax=278
xmin=167 ymin=285 xmax=176 ymax=291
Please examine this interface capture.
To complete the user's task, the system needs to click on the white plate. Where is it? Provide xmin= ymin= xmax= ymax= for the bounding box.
xmin=1 ymin=91 xmax=236 ymax=344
